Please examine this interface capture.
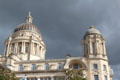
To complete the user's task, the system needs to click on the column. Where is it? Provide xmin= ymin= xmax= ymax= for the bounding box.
xmin=30 ymin=42 xmax=33 ymax=54
xmin=15 ymin=43 xmax=18 ymax=54
xmin=6 ymin=41 xmax=10 ymax=56
xmin=21 ymin=42 xmax=25 ymax=53
xmin=103 ymin=41 xmax=106 ymax=56
xmin=37 ymin=44 xmax=39 ymax=55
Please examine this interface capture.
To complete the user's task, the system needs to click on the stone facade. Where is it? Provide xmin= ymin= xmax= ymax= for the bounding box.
xmin=0 ymin=12 xmax=113 ymax=80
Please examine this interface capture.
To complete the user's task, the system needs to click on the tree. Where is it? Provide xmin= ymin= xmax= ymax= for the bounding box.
xmin=0 ymin=65 xmax=18 ymax=80
xmin=65 ymin=69 xmax=87 ymax=80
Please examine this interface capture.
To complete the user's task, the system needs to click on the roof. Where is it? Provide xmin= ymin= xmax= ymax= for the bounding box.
xmin=85 ymin=26 xmax=101 ymax=35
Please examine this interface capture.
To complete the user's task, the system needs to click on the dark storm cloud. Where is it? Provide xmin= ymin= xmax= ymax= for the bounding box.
xmin=0 ymin=0 xmax=120 ymax=79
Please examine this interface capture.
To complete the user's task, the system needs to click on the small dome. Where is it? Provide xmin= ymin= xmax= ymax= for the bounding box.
xmin=14 ymin=12 xmax=40 ymax=33
xmin=85 ymin=26 xmax=101 ymax=35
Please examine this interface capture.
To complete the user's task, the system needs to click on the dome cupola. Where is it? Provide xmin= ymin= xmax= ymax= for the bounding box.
xmin=14 ymin=12 xmax=40 ymax=33
xmin=4 ymin=12 xmax=46 ymax=61
xmin=82 ymin=26 xmax=107 ymax=60
xmin=85 ymin=26 xmax=101 ymax=35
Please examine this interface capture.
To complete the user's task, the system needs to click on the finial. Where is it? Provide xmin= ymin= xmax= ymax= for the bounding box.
xmin=25 ymin=11 xmax=33 ymax=23
xmin=89 ymin=25 xmax=95 ymax=29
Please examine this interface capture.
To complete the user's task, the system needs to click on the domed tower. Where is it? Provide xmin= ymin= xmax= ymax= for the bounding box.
xmin=4 ymin=12 xmax=46 ymax=61
xmin=82 ymin=26 xmax=107 ymax=60
xmin=82 ymin=26 xmax=113 ymax=80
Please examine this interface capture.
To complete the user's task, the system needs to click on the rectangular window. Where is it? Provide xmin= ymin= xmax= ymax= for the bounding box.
xmin=54 ymin=77 xmax=65 ymax=80
xmin=11 ymin=43 xmax=15 ymax=52
xmin=73 ymin=64 xmax=79 ymax=69
xmin=92 ymin=42 xmax=96 ymax=55
xmin=103 ymin=65 xmax=107 ymax=71
xmin=94 ymin=75 xmax=99 ymax=80
xmin=18 ymin=64 xmax=23 ymax=71
xmin=25 ymin=42 xmax=29 ymax=53
xmin=58 ymin=63 xmax=63 ymax=70
xmin=93 ymin=64 xmax=98 ymax=69
xmin=104 ymin=75 xmax=107 ymax=80
xmin=31 ymin=64 xmax=36 ymax=71
xmin=18 ymin=42 xmax=22 ymax=53
xmin=45 ymin=64 xmax=49 ymax=70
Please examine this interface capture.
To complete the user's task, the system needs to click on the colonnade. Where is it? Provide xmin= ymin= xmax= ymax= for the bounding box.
xmin=5 ymin=41 xmax=43 ymax=57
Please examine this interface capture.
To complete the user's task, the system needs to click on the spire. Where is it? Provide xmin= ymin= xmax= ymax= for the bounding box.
xmin=25 ymin=11 xmax=33 ymax=23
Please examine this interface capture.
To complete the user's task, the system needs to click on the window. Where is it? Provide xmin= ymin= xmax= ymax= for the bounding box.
xmin=11 ymin=43 xmax=15 ymax=52
xmin=18 ymin=42 xmax=22 ymax=53
xmin=94 ymin=75 xmax=99 ymax=80
xmin=18 ymin=64 xmax=23 ymax=71
xmin=54 ymin=77 xmax=65 ymax=80
xmin=48 ymin=77 xmax=51 ymax=80
xmin=40 ymin=78 xmax=43 ymax=80
xmin=25 ymin=43 xmax=29 ymax=53
xmin=30 ymin=78 xmax=37 ymax=80
xmin=93 ymin=64 xmax=98 ymax=69
xmin=73 ymin=64 xmax=79 ymax=69
xmin=57 ymin=63 xmax=63 ymax=70
xmin=45 ymin=64 xmax=49 ymax=70
xmin=104 ymin=76 xmax=107 ymax=80
xmin=92 ymin=42 xmax=95 ymax=54
xmin=31 ymin=64 xmax=36 ymax=71
xmin=84 ymin=44 xmax=88 ymax=54
xmin=34 ymin=43 xmax=37 ymax=54
xmin=103 ymin=65 xmax=107 ymax=71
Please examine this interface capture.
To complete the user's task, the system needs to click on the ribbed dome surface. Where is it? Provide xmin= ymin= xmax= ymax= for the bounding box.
xmin=86 ymin=26 xmax=101 ymax=35
xmin=14 ymin=12 xmax=40 ymax=33
xmin=14 ymin=23 xmax=40 ymax=33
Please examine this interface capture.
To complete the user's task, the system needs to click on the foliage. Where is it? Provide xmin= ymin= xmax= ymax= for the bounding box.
xmin=0 ymin=66 xmax=18 ymax=80
xmin=65 ymin=69 xmax=87 ymax=80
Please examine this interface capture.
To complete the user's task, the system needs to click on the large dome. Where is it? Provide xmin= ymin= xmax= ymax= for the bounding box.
xmin=85 ymin=26 xmax=101 ymax=35
xmin=14 ymin=12 xmax=40 ymax=33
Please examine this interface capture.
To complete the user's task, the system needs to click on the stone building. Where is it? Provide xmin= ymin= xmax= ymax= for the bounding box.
xmin=0 ymin=12 xmax=113 ymax=80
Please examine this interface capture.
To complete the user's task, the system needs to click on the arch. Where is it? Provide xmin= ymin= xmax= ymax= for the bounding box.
xmin=68 ymin=59 xmax=88 ymax=70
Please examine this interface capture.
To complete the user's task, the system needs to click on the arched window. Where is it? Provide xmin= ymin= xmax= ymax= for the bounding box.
xmin=31 ymin=64 xmax=36 ymax=71
xmin=45 ymin=63 xmax=49 ymax=70
xmin=18 ymin=64 xmax=23 ymax=71
xmin=57 ymin=63 xmax=63 ymax=70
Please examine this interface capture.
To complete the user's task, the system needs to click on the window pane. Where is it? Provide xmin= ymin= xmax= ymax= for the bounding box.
xmin=93 ymin=64 xmax=98 ymax=69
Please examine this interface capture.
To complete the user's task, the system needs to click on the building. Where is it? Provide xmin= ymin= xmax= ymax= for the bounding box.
xmin=0 ymin=12 xmax=113 ymax=80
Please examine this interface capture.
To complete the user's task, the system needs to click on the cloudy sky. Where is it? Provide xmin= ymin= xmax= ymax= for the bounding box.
xmin=0 ymin=0 xmax=120 ymax=79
